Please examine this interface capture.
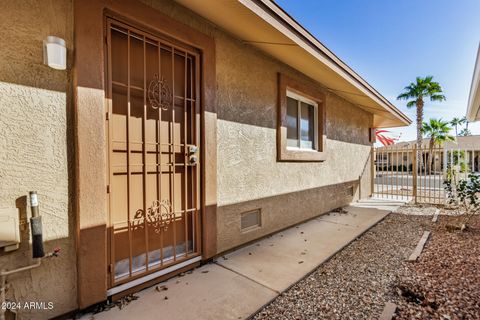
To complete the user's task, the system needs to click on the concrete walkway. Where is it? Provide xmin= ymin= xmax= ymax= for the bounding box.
xmin=81 ymin=200 xmax=402 ymax=320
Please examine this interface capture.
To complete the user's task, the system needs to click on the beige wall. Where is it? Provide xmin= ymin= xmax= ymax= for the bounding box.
xmin=215 ymin=38 xmax=372 ymax=205
xmin=214 ymin=30 xmax=372 ymax=251
xmin=143 ymin=0 xmax=373 ymax=252
xmin=0 ymin=1 xmax=76 ymax=319
xmin=0 ymin=0 xmax=373 ymax=316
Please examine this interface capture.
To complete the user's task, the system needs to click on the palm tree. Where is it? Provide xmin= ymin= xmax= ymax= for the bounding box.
xmin=450 ymin=117 xmax=463 ymax=136
xmin=422 ymin=118 xmax=455 ymax=171
xmin=459 ymin=128 xmax=472 ymax=136
xmin=397 ymin=76 xmax=446 ymax=168
xmin=461 ymin=116 xmax=470 ymax=131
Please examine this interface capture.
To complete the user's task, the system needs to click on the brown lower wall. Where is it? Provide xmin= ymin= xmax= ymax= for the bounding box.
xmin=0 ymin=0 xmax=377 ymax=317
xmin=0 ymin=1 xmax=76 ymax=319
xmin=216 ymin=180 xmax=358 ymax=254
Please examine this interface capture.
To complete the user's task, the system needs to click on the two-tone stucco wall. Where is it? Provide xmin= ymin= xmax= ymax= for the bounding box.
xmin=0 ymin=1 xmax=76 ymax=319
xmin=215 ymin=30 xmax=373 ymax=251
xmin=0 ymin=0 xmax=374 ymax=316
xmin=143 ymin=0 xmax=374 ymax=253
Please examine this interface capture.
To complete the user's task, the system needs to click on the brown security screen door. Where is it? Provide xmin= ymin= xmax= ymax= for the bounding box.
xmin=106 ymin=19 xmax=201 ymax=287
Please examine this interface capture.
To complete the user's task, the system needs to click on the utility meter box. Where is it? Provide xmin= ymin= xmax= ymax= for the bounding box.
xmin=0 ymin=208 xmax=20 ymax=252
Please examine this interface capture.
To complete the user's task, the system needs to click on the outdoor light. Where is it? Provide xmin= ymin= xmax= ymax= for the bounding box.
xmin=43 ymin=36 xmax=66 ymax=70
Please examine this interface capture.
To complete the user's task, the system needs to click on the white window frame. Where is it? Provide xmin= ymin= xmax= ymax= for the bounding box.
xmin=286 ymin=90 xmax=318 ymax=152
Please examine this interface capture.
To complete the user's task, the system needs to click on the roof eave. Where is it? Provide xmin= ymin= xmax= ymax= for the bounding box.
xmin=174 ymin=0 xmax=412 ymax=127
xmin=255 ymin=0 xmax=411 ymax=126
xmin=467 ymin=43 xmax=480 ymax=122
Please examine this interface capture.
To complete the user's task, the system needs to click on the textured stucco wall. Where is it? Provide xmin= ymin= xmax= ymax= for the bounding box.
xmin=214 ymin=30 xmax=372 ymax=206
xmin=0 ymin=1 xmax=76 ymax=319
xmin=0 ymin=0 xmax=374 ymax=315
xmin=140 ymin=0 xmax=374 ymax=252
xmin=141 ymin=0 xmax=373 ymax=203
xmin=214 ymin=30 xmax=373 ymax=251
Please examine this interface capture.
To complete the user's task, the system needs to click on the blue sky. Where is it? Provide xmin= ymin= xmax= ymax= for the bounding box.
xmin=276 ymin=0 xmax=480 ymax=141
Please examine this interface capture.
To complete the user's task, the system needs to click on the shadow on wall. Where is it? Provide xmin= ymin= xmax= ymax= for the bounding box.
xmin=0 ymin=1 xmax=73 ymax=93
xmin=215 ymin=29 xmax=373 ymax=146
xmin=216 ymin=180 xmax=360 ymax=254
xmin=15 ymin=196 xmax=30 ymax=253
xmin=0 ymin=195 xmax=77 ymax=319
xmin=0 ymin=0 xmax=78 ymax=318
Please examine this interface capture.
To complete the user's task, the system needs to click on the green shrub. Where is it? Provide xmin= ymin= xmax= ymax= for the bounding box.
xmin=444 ymin=172 xmax=480 ymax=230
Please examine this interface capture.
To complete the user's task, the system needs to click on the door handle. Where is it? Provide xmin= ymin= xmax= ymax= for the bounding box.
xmin=188 ymin=145 xmax=198 ymax=154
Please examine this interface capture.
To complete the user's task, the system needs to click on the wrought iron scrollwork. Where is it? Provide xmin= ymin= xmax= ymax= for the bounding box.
xmin=132 ymin=199 xmax=175 ymax=233
xmin=147 ymin=74 xmax=172 ymax=110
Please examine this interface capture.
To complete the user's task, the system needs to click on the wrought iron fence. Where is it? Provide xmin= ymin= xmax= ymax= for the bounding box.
xmin=372 ymin=145 xmax=479 ymax=204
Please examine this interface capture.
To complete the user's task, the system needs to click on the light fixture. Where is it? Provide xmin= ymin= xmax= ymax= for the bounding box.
xmin=43 ymin=36 xmax=66 ymax=70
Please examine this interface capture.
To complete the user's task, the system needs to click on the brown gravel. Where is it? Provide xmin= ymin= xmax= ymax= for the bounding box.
xmin=393 ymin=214 xmax=480 ymax=320
xmin=253 ymin=213 xmax=430 ymax=320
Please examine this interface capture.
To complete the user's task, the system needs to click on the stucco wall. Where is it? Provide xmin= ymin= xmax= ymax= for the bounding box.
xmin=214 ymin=30 xmax=373 ymax=251
xmin=0 ymin=1 xmax=76 ymax=319
xmin=143 ymin=0 xmax=373 ymax=252
xmin=0 ymin=0 xmax=374 ymax=316
xmin=215 ymin=34 xmax=372 ymax=205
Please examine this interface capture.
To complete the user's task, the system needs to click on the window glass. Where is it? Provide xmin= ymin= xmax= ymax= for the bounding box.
xmin=279 ymin=78 xmax=325 ymax=161
xmin=286 ymin=97 xmax=298 ymax=147
xmin=300 ymin=102 xmax=315 ymax=149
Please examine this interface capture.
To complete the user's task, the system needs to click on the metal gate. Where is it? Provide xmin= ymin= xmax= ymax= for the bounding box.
xmin=373 ymin=145 xmax=479 ymax=204
xmin=106 ymin=19 xmax=201 ymax=288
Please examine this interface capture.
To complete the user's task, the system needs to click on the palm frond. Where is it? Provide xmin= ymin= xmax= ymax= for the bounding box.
xmin=398 ymin=76 xmax=446 ymax=112
xmin=424 ymin=75 xmax=434 ymax=83
xmin=450 ymin=117 xmax=461 ymax=126
xmin=421 ymin=118 xmax=454 ymax=145
xmin=430 ymin=94 xmax=446 ymax=102
xmin=406 ymin=100 xmax=416 ymax=108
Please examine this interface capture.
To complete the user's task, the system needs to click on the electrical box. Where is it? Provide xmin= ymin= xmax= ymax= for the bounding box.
xmin=0 ymin=208 xmax=20 ymax=252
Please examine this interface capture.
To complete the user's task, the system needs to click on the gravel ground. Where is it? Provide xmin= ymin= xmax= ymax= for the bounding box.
xmin=396 ymin=204 xmax=438 ymax=216
xmin=396 ymin=204 xmax=465 ymax=217
xmin=393 ymin=214 xmax=480 ymax=319
xmin=253 ymin=212 xmax=431 ymax=320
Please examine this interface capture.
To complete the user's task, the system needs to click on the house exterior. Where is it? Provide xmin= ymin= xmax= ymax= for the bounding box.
xmin=376 ymin=136 xmax=480 ymax=172
xmin=467 ymin=44 xmax=480 ymax=122
xmin=0 ymin=0 xmax=410 ymax=318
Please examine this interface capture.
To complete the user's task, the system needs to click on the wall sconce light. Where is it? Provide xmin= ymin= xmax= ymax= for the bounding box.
xmin=43 ymin=36 xmax=66 ymax=70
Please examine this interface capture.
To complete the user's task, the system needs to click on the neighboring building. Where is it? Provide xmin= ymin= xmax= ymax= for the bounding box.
xmin=376 ymin=136 xmax=480 ymax=172
xmin=0 ymin=0 xmax=410 ymax=318
xmin=467 ymin=44 xmax=480 ymax=122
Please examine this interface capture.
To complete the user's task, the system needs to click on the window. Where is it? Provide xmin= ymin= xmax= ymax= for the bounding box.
xmin=286 ymin=91 xmax=318 ymax=151
xmin=277 ymin=73 xmax=326 ymax=161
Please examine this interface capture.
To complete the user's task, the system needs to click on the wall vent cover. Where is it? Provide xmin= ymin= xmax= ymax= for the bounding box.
xmin=347 ymin=185 xmax=354 ymax=196
xmin=241 ymin=209 xmax=261 ymax=232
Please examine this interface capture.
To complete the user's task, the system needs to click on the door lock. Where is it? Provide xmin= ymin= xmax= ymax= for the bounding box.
xmin=188 ymin=145 xmax=198 ymax=165
xmin=189 ymin=155 xmax=198 ymax=164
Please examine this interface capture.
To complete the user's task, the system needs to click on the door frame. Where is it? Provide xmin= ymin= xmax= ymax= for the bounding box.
xmin=104 ymin=16 xmax=203 ymax=290
xmin=74 ymin=0 xmax=217 ymax=309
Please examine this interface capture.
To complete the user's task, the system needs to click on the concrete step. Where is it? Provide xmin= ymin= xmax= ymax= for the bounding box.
xmin=358 ymin=197 xmax=411 ymax=204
